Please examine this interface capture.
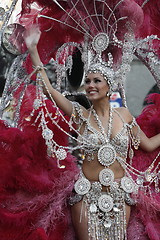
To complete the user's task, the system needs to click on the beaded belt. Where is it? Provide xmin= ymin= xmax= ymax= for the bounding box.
xmin=69 ymin=173 xmax=136 ymax=206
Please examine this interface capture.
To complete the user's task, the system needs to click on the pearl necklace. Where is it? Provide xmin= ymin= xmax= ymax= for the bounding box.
xmin=91 ymin=106 xmax=117 ymax=167
xmin=91 ymin=105 xmax=113 ymax=140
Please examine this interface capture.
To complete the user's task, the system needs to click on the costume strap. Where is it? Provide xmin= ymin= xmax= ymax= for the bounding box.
xmin=113 ymin=108 xmax=126 ymax=124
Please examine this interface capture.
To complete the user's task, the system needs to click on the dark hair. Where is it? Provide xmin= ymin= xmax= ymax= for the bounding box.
xmin=0 ymin=76 xmax=6 ymax=97
xmin=65 ymin=93 xmax=91 ymax=109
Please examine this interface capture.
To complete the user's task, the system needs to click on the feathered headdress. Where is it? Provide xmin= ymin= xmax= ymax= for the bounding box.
xmin=1 ymin=1 xmax=160 ymax=108
xmin=17 ymin=0 xmax=160 ymax=100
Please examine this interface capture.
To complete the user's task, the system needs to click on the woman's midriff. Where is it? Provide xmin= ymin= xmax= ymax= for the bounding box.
xmin=82 ymin=156 xmax=125 ymax=181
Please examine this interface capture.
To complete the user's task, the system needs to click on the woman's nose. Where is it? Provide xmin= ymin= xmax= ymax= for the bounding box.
xmin=88 ymin=81 xmax=95 ymax=87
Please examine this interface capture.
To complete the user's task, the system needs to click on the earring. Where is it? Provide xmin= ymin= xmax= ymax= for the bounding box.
xmin=106 ymin=92 xmax=110 ymax=97
xmin=106 ymin=91 xmax=112 ymax=97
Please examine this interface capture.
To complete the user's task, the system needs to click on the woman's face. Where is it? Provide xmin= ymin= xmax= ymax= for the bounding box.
xmin=84 ymin=72 xmax=109 ymax=101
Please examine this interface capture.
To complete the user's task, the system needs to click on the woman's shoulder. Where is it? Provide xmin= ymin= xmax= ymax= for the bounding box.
xmin=72 ymin=101 xmax=90 ymax=119
xmin=114 ymin=107 xmax=133 ymax=124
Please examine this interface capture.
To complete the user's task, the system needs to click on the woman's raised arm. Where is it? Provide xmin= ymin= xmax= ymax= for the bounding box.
xmin=23 ymin=26 xmax=73 ymax=116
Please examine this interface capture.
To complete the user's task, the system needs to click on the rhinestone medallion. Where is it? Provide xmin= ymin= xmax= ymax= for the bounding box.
xmin=99 ymin=168 xmax=114 ymax=186
xmin=74 ymin=177 xmax=91 ymax=195
xmin=98 ymin=194 xmax=113 ymax=212
xmin=42 ymin=128 xmax=54 ymax=140
xmin=55 ymin=148 xmax=67 ymax=160
xmin=121 ymin=176 xmax=134 ymax=193
xmin=98 ymin=143 xmax=116 ymax=167
xmin=92 ymin=32 xmax=109 ymax=53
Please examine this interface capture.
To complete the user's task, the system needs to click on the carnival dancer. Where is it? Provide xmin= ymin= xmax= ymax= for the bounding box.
xmin=0 ymin=1 xmax=160 ymax=240
xmin=23 ymin=23 xmax=160 ymax=239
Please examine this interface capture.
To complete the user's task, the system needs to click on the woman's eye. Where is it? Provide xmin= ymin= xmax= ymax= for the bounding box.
xmin=85 ymin=79 xmax=90 ymax=84
xmin=94 ymin=78 xmax=101 ymax=83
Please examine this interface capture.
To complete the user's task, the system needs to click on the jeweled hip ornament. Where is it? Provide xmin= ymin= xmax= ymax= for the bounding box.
xmin=121 ymin=176 xmax=135 ymax=193
xmin=98 ymin=194 xmax=114 ymax=212
xmin=74 ymin=177 xmax=91 ymax=195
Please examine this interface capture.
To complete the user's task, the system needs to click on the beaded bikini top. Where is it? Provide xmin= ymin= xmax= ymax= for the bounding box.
xmin=72 ymin=102 xmax=136 ymax=162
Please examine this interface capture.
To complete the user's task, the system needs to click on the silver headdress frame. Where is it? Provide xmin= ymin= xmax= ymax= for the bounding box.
xmin=38 ymin=0 xmax=137 ymax=107
xmin=1 ymin=0 xmax=160 ymax=115
xmin=1 ymin=0 xmax=160 ymax=112
xmin=35 ymin=0 xmax=160 ymax=107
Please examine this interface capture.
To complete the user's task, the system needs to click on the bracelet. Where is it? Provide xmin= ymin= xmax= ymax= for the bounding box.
xmin=32 ymin=62 xmax=46 ymax=72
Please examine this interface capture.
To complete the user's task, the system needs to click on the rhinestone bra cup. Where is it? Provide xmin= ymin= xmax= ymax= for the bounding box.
xmin=72 ymin=102 xmax=129 ymax=161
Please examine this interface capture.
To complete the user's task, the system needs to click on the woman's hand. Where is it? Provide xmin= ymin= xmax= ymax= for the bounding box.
xmin=23 ymin=25 xmax=41 ymax=50
xmin=23 ymin=24 xmax=73 ymax=116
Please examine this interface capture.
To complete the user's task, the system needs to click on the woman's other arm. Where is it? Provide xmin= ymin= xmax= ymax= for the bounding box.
xmin=139 ymin=131 xmax=160 ymax=152
xmin=120 ymin=107 xmax=160 ymax=152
